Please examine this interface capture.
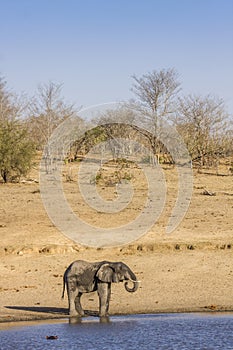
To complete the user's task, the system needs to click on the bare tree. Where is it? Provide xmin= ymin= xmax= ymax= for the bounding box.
xmin=174 ymin=94 xmax=230 ymax=171
xmin=131 ymin=68 xmax=181 ymax=127
xmin=28 ymin=81 xmax=78 ymax=149
xmin=26 ymin=81 xmax=82 ymax=173
xmin=130 ymin=68 xmax=181 ymax=163
xmin=0 ymin=77 xmax=28 ymax=122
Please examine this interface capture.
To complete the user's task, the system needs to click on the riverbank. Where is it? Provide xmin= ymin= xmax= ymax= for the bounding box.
xmin=1 ymin=243 xmax=233 ymax=324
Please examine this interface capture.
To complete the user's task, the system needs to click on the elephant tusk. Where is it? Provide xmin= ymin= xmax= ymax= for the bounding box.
xmin=127 ymin=278 xmax=141 ymax=283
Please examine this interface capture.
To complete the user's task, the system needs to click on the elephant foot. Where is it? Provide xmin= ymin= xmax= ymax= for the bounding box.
xmin=78 ymin=309 xmax=85 ymax=317
xmin=70 ymin=310 xmax=85 ymax=318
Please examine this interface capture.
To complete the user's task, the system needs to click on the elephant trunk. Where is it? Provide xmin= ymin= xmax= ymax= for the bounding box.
xmin=124 ymin=269 xmax=139 ymax=293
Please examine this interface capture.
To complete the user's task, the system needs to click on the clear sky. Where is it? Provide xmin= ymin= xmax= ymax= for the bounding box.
xmin=0 ymin=0 xmax=233 ymax=114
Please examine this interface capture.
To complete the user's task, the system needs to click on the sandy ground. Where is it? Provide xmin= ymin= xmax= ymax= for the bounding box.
xmin=0 ymin=159 xmax=233 ymax=323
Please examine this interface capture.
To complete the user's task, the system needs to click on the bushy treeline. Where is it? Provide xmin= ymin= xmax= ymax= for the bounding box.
xmin=0 ymin=69 xmax=232 ymax=182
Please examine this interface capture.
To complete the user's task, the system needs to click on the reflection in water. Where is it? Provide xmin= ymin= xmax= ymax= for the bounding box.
xmin=69 ymin=316 xmax=82 ymax=325
xmin=1 ymin=313 xmax=233 ymax=350
xmin=99 ymin=316 xmax=110 ymax=324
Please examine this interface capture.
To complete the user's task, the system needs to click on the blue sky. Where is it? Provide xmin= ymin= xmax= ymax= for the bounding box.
xmin=0 ymin=0 xmax=233 ymax=113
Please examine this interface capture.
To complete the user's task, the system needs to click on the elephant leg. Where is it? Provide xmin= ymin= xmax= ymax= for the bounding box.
xmin=75 ymin=292 xmax=85 ymax=316
xmin=97 ymin=282 xmax=111 ymax=317
xmin=106 ymin=283 xmax=111 ymax=314
xmin=67 ymin=276 xmax=81 ymax=317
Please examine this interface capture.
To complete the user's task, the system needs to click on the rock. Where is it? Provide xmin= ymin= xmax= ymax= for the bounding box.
xmin=46 ymin=335 xmax=58 ymax=340
xmin=201 ymin=189 xmax=216 ymax=196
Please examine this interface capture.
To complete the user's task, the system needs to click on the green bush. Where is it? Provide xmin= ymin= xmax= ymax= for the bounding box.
xmin=0 ymin=120 xmax=36 ymax=183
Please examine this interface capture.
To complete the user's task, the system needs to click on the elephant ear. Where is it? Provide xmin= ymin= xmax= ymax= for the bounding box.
xmin=96 ymin=264 xmax=114 ymax=283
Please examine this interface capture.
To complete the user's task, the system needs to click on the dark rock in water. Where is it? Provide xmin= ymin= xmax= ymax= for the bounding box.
xmin=46 ymin=335 xmax=58 ymax=340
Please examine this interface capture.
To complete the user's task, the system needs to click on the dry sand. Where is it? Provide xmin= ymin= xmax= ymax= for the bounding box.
xmin=0 ymin=160 xmax=233 ymax=323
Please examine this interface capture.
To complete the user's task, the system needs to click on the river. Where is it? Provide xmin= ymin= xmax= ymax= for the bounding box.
xmin=1 ymin=313 xmax=233 ymax=349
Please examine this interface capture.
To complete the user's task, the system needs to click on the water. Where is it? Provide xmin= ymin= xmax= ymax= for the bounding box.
xmin=1 ymin=313 xmax=233 ymax=350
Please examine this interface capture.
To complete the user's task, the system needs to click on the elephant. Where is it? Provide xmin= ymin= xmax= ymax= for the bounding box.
xmin=62 ymin=260 xmax=139 ymax=317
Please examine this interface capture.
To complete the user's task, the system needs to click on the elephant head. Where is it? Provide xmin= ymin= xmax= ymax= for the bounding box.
xmin=96 ymin=262 xmax=139 ymax=293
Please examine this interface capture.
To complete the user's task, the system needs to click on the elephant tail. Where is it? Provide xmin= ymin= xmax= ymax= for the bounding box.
xmin=61 ymin=273 xmax=66 ymax=299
